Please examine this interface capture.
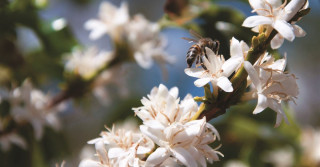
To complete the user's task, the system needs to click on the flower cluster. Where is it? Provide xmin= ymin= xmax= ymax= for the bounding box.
xmin=244 ymin=54 xmax=298 ymax=127
xmin=242 ymin=0 xmax=308 ymax=49
xmin=85 ymin=1 xmax=175 ymax=71
xmin=79 ymin=124 xmax=154 ymax=167
xmin=0 ymin=79 xmax=61 ymax=151
xmin=80 ymin=84 xmax=222 ymax=167
xmin=63 ymin=47 xmax=129 ymax=105
xmin=8 ymin=80 xmax=61 ymax=139
xmin=184 ymin=0 xmax=307 ymax=127
xmin=78 ymin=0 xmax=309 ymax=166
xmin=64 ymin=47 xmax=114 ymax=80
xmin=0 ymin=125 xmax=26 ymax=152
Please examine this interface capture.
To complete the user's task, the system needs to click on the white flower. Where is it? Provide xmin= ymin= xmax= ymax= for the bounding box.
xmin=300 ymin=127 xmax=320 ymax=165
xmin=229 ymin=37 xmax=250 ymax=71
xmin=84 ymin=2 xmax=129 ymax=40
xmin=263 ymin=146 xmax=294 ymax=167
xmin=127 ymin=15 xmax=175 ymax=70
xmin=133 ymin=84 xmax=198 ymax=125
xmin=184 ymin=47 xmax=239 ymax=92
xmin=243 ymin=0 xmax=308 ymax=49
xmin=0 ymin=119 xmax=27 ymax=151
xmin=243 ymin=60 xmax=298 ymax=127
xmin=270 ymin=24 xmax=306 ymax=49
xmin=64 ymin=47 xmax=114 ymax=80
xmin=8 ymin=79 xmax=61 ymax=140
xmin=80 ymin=125 xmax=154 ymax=167
xmin=141 ymin=118 xmax=222 ymax=167
xmin=79 ymin=141 xmax=114 ymax=167
xmin=134 ymin=84 xmax=222 ymax=166
xmin=85 ymin=2 xmax=175 ymax=74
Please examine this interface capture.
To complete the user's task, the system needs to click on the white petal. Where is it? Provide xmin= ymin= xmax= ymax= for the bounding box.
xmin=249 ymin=0 xmax=268 ymax=14
xmin=172 ymin=147 xmax=197 ymax=167
xmin=115 ymin=2 xmax=129 ymax=25
xmin=158 ymin=84 xmax=170 ymax=99
xmin=143 ymin=120 xmax=165 ymax=130
xmin=240 ymin=40 xmax=250 ymax=53
xmin=268 ymin=100 xmax=288 ymax=127
xmin=31 ymin=120 xmax=43 ymax=140
xmin=134 ymin=52 xmax=153 ymax=69
xmin=79 ymin=159 xmax=101 ymax=167
xmin=267 ymin=0 xmax=282 ymax=8
xmin=183 ymin=119 xmax=206 ymax=137
xmin=194 ymin=78 xmax=212 ymax=87
xmin=206 ymin=123 xmax=220 ymax=140
xmin=242 ymin=16 xmax=272 ymax=28
xmin=275 ymin=113 xmax=284 ymax=128
xmin=84 ymin=20 xmax=108 ymax=40
xmin=222 ymin=57 xmax=242 ymax=77
xmin=140 ymin=125 xmax=162 ymax=146
xmin=184 ymin=68 xmax=206 ymax=78
xmin=270 ymin=56 xmax=287 ymax=71
xmin=186 ymin=146 xmax=205 ymax=167
xmin=293 ymin=24 xmax=306 ymax=37
xmin=204 ymin=47 xmax=217 ymax=66
xmin=269 ymin=100 xmax=289 ymax=125
xmin=253 ymin=94 xmax=268 ymax=114
xmin=271 ymin=34 xmax=285 ymax=49
xmin=87 ymin=138 xmax=102 ymax=144
xmin=244 ymin=61 xmax=261 ymax=90
xmin=169 ymin=87 xmax=179 ymax=99
xmin=283 ymin=0 xmax=306 ymax=21
xmin=146 ymin=147 xmax=170 ymax=166
xmin=9 ymin=133 xmax=27 ymax=150
xmin=217 ymin=76 xmax=233 ymax=92
xmin=273 ymin=20 xmax=295 ymax=41
xmin=230 ymin=37 xmax=243 ymax=58
xmin=95 ymin=141 xmax=108 ymax=164
xmin=108 ymin=148 xmax=126 ymax=158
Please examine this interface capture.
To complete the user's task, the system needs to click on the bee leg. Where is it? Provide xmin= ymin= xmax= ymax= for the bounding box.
xmin=213 ymin=40 xmax=220 ymax=54
xmin=200 ymin=56 xmax=207 ymax=70
xmin=195 ymin=56 xmax=200 ymax=67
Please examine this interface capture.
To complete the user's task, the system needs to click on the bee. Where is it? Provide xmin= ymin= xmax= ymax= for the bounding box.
xmin=182 ymin=30 xmax=220 ymax=70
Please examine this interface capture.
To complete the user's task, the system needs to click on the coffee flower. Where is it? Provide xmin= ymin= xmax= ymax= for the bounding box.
xmin=64 ymin=47 xmax=114 ymax=80
xmin=133 ymin=84 xmax=198 ymax=125
xmin=8 ymin=79 xmax=61 ymax=140
xmin=127 ymin=14 xmax=175 ymax=71
xmin=134 ymin=84 xmax=222 ymax=166
xmin=0 ymin=120 xmax=27 ymax=152
xmin=243 ymin=0 xmax=308 ymax=49
xmin=84 ymin=2 xmax=129 ymax=40
xmin=244 ymin=59 xmax=298 ymax=127
xmin=80 ymin=125 xmax=154 ymax=167
xmin=228 ymin=37 xmax=250 ymax=71
xmin=85 ymin=2 xmax=175 ymax=74
xmin=184 ymin=47 xmax=239 ymax=92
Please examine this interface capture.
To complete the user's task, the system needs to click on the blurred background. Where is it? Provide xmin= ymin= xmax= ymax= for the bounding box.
xmin=0 ymin=0 xmax=319 ymax=166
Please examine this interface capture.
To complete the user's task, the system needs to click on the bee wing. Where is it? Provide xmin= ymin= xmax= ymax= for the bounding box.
xmin=189 ymin=29 xmax=203 ymax=40
xmin=181 ymin=37 xmax=198 ymax=43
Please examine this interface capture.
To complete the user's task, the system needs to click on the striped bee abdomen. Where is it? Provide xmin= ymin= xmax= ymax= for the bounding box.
xmin=186 ymin=44 xmax=202 ymax=68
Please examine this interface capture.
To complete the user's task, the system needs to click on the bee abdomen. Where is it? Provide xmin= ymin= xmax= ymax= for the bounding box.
xmin=186 ymin=45 xmax=201 ymax=68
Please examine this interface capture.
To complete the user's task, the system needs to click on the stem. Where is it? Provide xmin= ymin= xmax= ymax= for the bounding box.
xmin=194 ymin=30 xmax=278 ymax=121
